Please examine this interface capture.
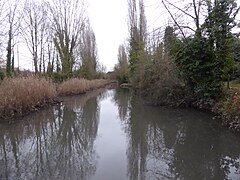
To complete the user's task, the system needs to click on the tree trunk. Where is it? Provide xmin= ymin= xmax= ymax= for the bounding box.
xmin=6 ymin=29 xmax=12 ymax=77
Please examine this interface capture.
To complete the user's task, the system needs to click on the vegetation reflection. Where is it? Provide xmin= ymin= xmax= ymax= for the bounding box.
xmin=113 ymin=89 xmax=240 ymax=180
xmin=0 ymin=90 xmax=105 ymax=180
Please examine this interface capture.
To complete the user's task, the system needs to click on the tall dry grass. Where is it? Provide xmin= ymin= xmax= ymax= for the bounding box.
xmin=57 ymin=78 xmax=110 ymax=96
xmin=0 ymin=77 xmax=57 ymax=119
xmin=0 ymin=77 xmax=111 ymax=120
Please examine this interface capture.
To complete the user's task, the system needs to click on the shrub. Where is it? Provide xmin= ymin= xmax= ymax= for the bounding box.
xmin=213 ymin=88 xmax=240 ymax=132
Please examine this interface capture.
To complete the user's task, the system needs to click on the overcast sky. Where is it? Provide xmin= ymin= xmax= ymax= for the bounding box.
xmin=88 ymin=0 xmax=168 ymax=71
xmin=88 ymin=0 xmax=129 ymax=71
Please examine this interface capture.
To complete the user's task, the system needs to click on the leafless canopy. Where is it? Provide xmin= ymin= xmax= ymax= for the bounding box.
xmin=49 ymin=0 xmax=86 ymax=74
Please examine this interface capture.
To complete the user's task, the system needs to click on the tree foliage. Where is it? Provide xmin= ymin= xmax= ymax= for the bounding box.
xmin=115 ymin=44 xmax=129 ymax=84
xmin=128 ymin=0 xmax=146 ymax=76
xmin=232 ymin=37 xmax=240 ymax=79
xmin=126 ymin=1 xmax=180 ymax=99
xmin=174 ymin=37 xmax=219 ymax=99
xmin=173 ymin=0 xmax=239 ymax=100
xmin=122 ymin=0 xmax=240 ymax=104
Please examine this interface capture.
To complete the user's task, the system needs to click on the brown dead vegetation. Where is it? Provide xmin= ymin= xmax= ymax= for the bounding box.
xmin=0 ymin=77 xmax=111 ymax=120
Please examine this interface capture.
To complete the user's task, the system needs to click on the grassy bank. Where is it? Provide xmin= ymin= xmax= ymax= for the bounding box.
xmin=0 ymin=77 xmax=111 ymax=121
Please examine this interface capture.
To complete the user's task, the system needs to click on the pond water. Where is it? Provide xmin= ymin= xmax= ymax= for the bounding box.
xmin=0 ymin=88 xmax=240 ymax=180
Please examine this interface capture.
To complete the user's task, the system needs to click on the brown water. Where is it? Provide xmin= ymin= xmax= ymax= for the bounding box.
xmin=0 ymin=88 xmax=240 ymax=180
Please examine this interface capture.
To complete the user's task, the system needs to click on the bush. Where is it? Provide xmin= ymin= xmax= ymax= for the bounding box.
xmin=116 ymin=74 xmax=129 ymax=84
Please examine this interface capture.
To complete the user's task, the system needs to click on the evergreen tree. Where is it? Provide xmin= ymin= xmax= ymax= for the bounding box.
xmin=174 ymin=0 xmax=239 ymax=100
xmin=164 ymin=26 xmax=176 ymax=54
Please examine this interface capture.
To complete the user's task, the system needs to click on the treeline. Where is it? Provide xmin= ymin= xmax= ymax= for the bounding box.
xmin=0 ymin=0 xmax=105 ymax=81
xmin=115 ymin=0 xmax=240 ymax=105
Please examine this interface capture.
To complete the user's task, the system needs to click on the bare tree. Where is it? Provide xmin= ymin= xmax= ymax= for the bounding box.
xmin=21 ymin=0 xmax=48 ymax=74
xmin=128 ymin=0 xmax=147 ymax=44
xmin=49 ymin=0 xmax=86 ymax=75
xmin=0 ymin=0 xmax=6 ymax=54
xmin=80 ymin=21 xmax=98 ymax=79
xmin=5 ymin=0 xmax=22 ymax=77
xmin=161 ymin=0 xmax=207 ymax=37
xmin=139 ymin=0 xmax=147 ymax=46
xmin=39 ymin=3 xmax=49 ymax=74
xmin=128 ymin=0 xmax=138 ymax=38
xmin=46 ymin=38 xmax=56 ymax=76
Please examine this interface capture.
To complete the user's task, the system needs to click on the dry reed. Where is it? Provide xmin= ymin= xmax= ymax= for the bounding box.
xmin=0 ymin=77 xmax=57 ymax=119
xmin=57 ymin=78 xmax=110 ymax=96
xmin=0 ymin=77 xmax=111 ymax=120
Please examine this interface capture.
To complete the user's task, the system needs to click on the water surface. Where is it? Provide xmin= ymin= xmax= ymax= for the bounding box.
xmin=0 ymin=88 xmax=240 ymax=180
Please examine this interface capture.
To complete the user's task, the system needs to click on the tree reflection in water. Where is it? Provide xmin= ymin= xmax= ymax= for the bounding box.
xmin=113 ymin=89 xmax=240 ymax=180
xmin=112 ymin=88 xmax=132 ymax=122
xmin=0 ymin=89 xmax=105 ymax=180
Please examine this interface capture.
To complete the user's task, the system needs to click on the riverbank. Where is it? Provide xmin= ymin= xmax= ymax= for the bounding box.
xmin=0 ymin=77 xmax=112 ymax=121
xmin=183 ymin=88 xmax=240 ymax=133
xmin=129 ymin=84 xmax=240 ymax=133
xmin=212 ymin=88 xmax=240 ymax=133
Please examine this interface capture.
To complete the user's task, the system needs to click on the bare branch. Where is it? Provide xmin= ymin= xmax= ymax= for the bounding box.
xmin=162 ymin=0 xmax=186 ymax=39
xmin=180 ymin=25 xmax=196 ymax=32
xmin=49 ymin=0 xmax=87 ymax=74
xmin=164 ymin=0 xmax=196 ymax=20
